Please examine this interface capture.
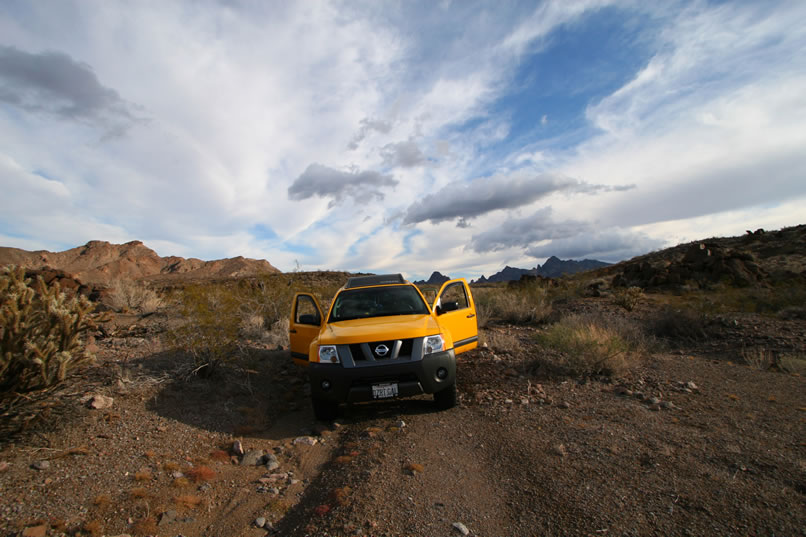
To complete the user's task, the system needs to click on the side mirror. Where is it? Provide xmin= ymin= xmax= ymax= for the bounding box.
xmin=436 ymin=301 xmax=459 ymax=314
xmin=298 ymin=313 xmax=321 ymax=325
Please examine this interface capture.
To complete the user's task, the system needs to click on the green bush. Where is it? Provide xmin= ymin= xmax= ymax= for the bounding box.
xmin=613 ymin=286 xmax=644 ymax=312
xmin=534 ymin=313 xmax=649 ymax=377
xmin=0 ymin=266 xmax=96 ymax=394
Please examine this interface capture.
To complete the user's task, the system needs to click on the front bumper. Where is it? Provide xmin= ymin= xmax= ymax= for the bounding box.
xmin=308 ymin=349 xmax=456 ymax=403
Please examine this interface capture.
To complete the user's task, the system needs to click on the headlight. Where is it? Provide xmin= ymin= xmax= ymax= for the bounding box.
xmin=318 ymin=345 xmax=340 ymax=363
xmin=423 ymin=334 xmax=445 ymax=355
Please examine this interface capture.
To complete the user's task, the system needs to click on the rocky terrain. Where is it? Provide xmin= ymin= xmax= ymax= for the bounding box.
xmin=1 ymin=226 xmax=805 ymax=536
xmin=0 ymin=240 xmax=279 ymax=286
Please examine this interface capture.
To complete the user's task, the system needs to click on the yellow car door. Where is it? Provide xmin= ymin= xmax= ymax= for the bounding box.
xmin=432 ymin=278 xmax=478 ymax=354
xmin=289 ymin=293 xmax=324 ymax=365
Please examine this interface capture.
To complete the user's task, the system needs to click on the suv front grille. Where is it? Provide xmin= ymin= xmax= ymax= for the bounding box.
xmin=351 ymin=338 xmax=415 ymax=361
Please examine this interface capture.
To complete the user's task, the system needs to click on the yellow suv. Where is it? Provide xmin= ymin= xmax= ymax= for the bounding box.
xmin=289 ymin=274 xmax=478 ymax=420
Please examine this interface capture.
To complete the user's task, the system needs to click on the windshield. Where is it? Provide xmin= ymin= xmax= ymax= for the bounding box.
xmin=328 ymin=285 xmax=430 ymax=322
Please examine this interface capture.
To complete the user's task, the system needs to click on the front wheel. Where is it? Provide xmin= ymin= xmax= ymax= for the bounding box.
xmin=312 ymin=397 xmax=339 ymax=421
xmin=433 ymin=383 xmax=457 ymax=410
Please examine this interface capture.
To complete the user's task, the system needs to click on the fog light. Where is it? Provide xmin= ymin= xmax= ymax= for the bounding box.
xmin=436 ymin=367 xmax=448 ymax=380
xmin=321 ymin=380 xmax=331 ymax=390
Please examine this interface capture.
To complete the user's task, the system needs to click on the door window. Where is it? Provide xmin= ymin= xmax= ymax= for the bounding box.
xmin=438 ymin=282 xmax=468 ymax=313
xmin=295 ymin=295 xmax=321 ymax=325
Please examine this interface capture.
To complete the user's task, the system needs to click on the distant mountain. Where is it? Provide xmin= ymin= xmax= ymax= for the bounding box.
xmin=414 ymin=271 xmax=451 ymax=285
xmin=472 ymin=257 xmax=610 ymax=283
xmin=538 ymin=256 xmax=610 ymax=278
xmin=0 ymin=240 xmax=280 ymax=285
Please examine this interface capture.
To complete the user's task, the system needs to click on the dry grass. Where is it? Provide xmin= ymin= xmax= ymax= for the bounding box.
xmin=109 ymin=279 xmax=162 ymax=313
xmin=131 ymin=516 xmax=158 ymax=536
xmin=92 ymin=494 xmax=112 ymax=507
xmin=473 ymin=283 xmax=552 ymax=325
xmin=742 ymin=348 xmax=806 ymax=374
xmin=210 ymin=449 xmax=230 ymax=462
xmin=480 ymin=329 xmax=523 ymax=355
xmin=83 ymin=519 xmax=103 ymax=537
xmin=133 ymin=470 xmax=152 ymax=482
xmin=162 ymin=461 xmax=180 ymax=472
xmin=534 ymin=313 xmax=650 ymax=377
xmin=329 ymin=486 xmax=351 ymax=506
xmin=129 ymin=487 xmax=149 ymax=499
xmin=647 ymin=306 xmax=712 ymax=342
xmin=174 ymin=494 xmax=204 ymax=510
xmin=186 ymin=465 xmax=216 ymax=482
xmin=171 ymin=477 xmax=191 ymax=488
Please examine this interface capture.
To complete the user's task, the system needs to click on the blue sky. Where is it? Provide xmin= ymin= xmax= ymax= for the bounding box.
xmin=1 ymin=1 xmax=805 ymax=281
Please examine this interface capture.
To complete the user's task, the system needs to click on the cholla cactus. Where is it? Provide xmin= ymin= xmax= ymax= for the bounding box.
xmin=1 ymin=266 xmax=96 ymax=393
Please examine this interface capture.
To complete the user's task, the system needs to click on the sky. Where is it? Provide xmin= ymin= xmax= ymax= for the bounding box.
xmin=1 ymin=0 xmax=805 ymax=281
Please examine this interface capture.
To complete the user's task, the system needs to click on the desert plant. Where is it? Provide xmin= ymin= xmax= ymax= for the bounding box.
xmin=165 ymin=283 xmax=243 ymax=375
xmin=109 ymin=279 xmax=162 ymax=313
xmin=613 ymin=286 xmax=644 ymax=312
xmin=479 ymin=329 xmax=523 ymax=355
xmin=534 ymin=313 xmax=649 ymax=377
xmin=0 ymin=266 xmax=96 ymax=394
xmin=475 ymin=282 xmax=552 ymax=325
xmin=647 ymin=306 xmax=712 ymax=342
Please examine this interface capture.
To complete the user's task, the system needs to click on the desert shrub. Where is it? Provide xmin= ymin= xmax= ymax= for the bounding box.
xmin=647 ymin=306 xmax=711 ymax=342
xmin=742 ymin=348 xmax=806 ymax=374
xmin=778 ymin=353 xmax=806 ymax=375
xmin=534 ymin=313 xmax=649 ymax=377
xmin=475 ymin=283 xmax=552 ymax=325
xmin=0 ymin=266 xmax=96 ymax=394
xmin=108 ymin=279 xmax=162 ymax=313
xmin=479 ymin=329 xmax=523 ymax=355
xmin=165 ymin=283 xmax=243 ymax=375
xmin=613 ymin=286 xmax=644 ymax=312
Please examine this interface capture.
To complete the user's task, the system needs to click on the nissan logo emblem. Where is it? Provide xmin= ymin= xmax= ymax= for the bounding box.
xmin=374 ymin=344 xmax=389 ymax=356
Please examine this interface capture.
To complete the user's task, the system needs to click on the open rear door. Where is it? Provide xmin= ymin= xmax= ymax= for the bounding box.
xmin=289 ymin=293 xmax=323 ymax=365
xmin=432 ymin=278 xmax=478 ymax=354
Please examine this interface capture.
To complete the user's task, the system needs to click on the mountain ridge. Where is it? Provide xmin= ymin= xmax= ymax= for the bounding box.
xmin=0 ymin=240 xmax=280 ymax=285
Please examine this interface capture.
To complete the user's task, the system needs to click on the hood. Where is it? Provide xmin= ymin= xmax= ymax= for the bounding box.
xmin=319 ymin=314 xmax=440 ymax=345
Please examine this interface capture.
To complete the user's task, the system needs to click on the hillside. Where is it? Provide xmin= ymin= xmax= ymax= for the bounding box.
xmin=0 ymin=240 xmax=280 ymax=285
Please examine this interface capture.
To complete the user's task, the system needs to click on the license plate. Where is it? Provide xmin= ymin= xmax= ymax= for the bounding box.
xmin=372 ymin=383 xmax=398 ymax=399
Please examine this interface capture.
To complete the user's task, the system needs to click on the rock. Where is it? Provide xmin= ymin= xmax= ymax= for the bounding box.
xmin=232 ymin=440 xmax=244 ymax=456
xmin=158 ymin=509 xmax=178 ymax=526
xmin=504 ymin=398 xmax=513 ymax=404
xmin=452 ymin=522 xmax=470 ymax=535
xmin=87 ymin=394 xmax=114 ymax=409
xmin=553 ymin=444 xmax=567 ymax=457
xmin=519 ymin=397 xmax=530 ymax=405
xmin=171 ymin=471 xmax=184 ymax=478
xmin=255 ymin=517 xmax=267 ymax=528
xmin=686 ymin=381 xmax=698 ymax=390
xmin=0 ymin=461 xmax=9 ymax=472
xmin=648 ymin=397 xmax=661 ymax=405
xmin=558 ymin=401 xmax=571 ymax=409
xmin=22 ymin=526 xmax=47 ymax=537
xmin=265 ymin=453 xmax=280 ymax=471
xmin=31 ymin=460 xmax=50 ymax=471
xmin=660 ymin=401 xmax=676 ymax=410
xmin=241 ymin=450 xmax=265 ymax=466
xmin=396 ymin=420 xmax=406 ymax=428
xmin=293 ymin=436 xmax=317 ymax=446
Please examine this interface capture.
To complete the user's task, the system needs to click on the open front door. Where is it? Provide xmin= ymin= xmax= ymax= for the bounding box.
xmin=433 ymin=278 xmax=478 ymax=354
xmin=289 ymin=293 xmax=323 ymax=365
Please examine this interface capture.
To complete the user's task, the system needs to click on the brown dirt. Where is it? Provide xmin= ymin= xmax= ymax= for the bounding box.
xmin=1 ymin=296 xmax=804 ymax=537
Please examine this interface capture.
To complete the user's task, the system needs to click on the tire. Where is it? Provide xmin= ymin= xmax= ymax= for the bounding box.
xmin=433 ymin=382 xmax=457 ymax=410
xmin=312 ymin=397 xmax=339 ymax=421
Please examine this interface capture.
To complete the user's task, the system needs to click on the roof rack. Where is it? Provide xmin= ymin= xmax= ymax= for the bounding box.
xmin=344 ymin=273 xmax=406 ymax=289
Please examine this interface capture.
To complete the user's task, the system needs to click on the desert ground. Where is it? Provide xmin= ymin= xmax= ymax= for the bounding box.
xmin=1 ymin=227 xmax=805 ymax=537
